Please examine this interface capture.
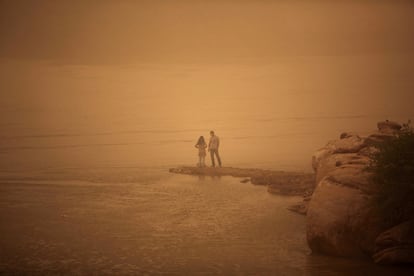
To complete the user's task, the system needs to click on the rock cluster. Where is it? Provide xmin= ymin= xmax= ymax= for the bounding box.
xmin=169 ymin=166 xmax=315 ymax=197
xmin=306 ymin=120 xmax=414 ymax=264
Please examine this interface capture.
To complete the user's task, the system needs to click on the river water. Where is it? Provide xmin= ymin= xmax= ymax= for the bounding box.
xmin=0 ymin=59 xmax=413 ymax=274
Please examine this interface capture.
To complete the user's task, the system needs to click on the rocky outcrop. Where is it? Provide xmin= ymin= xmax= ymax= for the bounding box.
xmin=307 ymin=120 xmax=414 ymax=263
xmin=373 ymin=220 xmax=414 ymax=264
xmin=377 ymin=120 xmax=402 ymax=134
xmin=169 ymin=166 xmax=315 ymax=197
xmin=286 ymin=191 xmax=313 ymax=215
xmin=255 ymin=173 xmax=315 ymax=196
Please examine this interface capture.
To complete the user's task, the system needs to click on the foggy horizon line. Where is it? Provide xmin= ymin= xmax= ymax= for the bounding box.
xmin=0 ymin=115 xmax=372 ymax=141
xmin=2 ymin=51 xmax=414 ymax=67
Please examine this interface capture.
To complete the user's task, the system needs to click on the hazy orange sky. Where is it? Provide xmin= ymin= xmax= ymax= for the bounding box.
xmin=1 ymin=0 xmax=414 ymax=64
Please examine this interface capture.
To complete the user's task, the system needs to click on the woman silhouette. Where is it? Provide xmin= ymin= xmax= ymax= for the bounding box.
xmin=195 ymin=136 xmax=207 ymax=167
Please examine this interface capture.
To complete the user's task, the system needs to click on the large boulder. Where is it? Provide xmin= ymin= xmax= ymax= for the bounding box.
xmin=306 ymin=122 xmax=405 ymax=259
xmin=306 ymin=158 xmax=383 ymax=257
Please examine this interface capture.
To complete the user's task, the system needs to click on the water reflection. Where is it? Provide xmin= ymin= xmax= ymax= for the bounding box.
xmin=196 ymin=174 xmax=222 ymax=181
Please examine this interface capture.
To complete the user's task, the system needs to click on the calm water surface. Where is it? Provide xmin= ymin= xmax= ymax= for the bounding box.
xmin=1 ymin=173 xmax=413 ymax=275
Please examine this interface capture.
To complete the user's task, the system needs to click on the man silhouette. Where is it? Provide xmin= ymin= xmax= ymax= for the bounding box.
xmin=208 ymin=130 xmax=222 ymax=167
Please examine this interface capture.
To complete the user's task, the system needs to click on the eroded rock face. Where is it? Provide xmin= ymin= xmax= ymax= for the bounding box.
xmin=373 ymin=220 xmax=414 ymax=264
xmin=307 ymin=121 xmax=414 ymax=264
xmin=307 ymin=123 xmax=403 ymax=258
xmin=306 ymin=173 xmax=382 ymax=257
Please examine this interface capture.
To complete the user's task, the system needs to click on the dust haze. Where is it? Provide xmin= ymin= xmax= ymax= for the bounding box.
xmin=1 ymin=0 xmax=414 ymax=63
xmin=1 ymin=1 xmax=414 ymax=274
xmin=1 ymin=0 xmax=414 ymax=170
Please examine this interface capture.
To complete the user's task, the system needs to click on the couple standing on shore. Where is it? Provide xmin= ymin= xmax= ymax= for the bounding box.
xmin=195 ymin=130 xmax=222 ymax=168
